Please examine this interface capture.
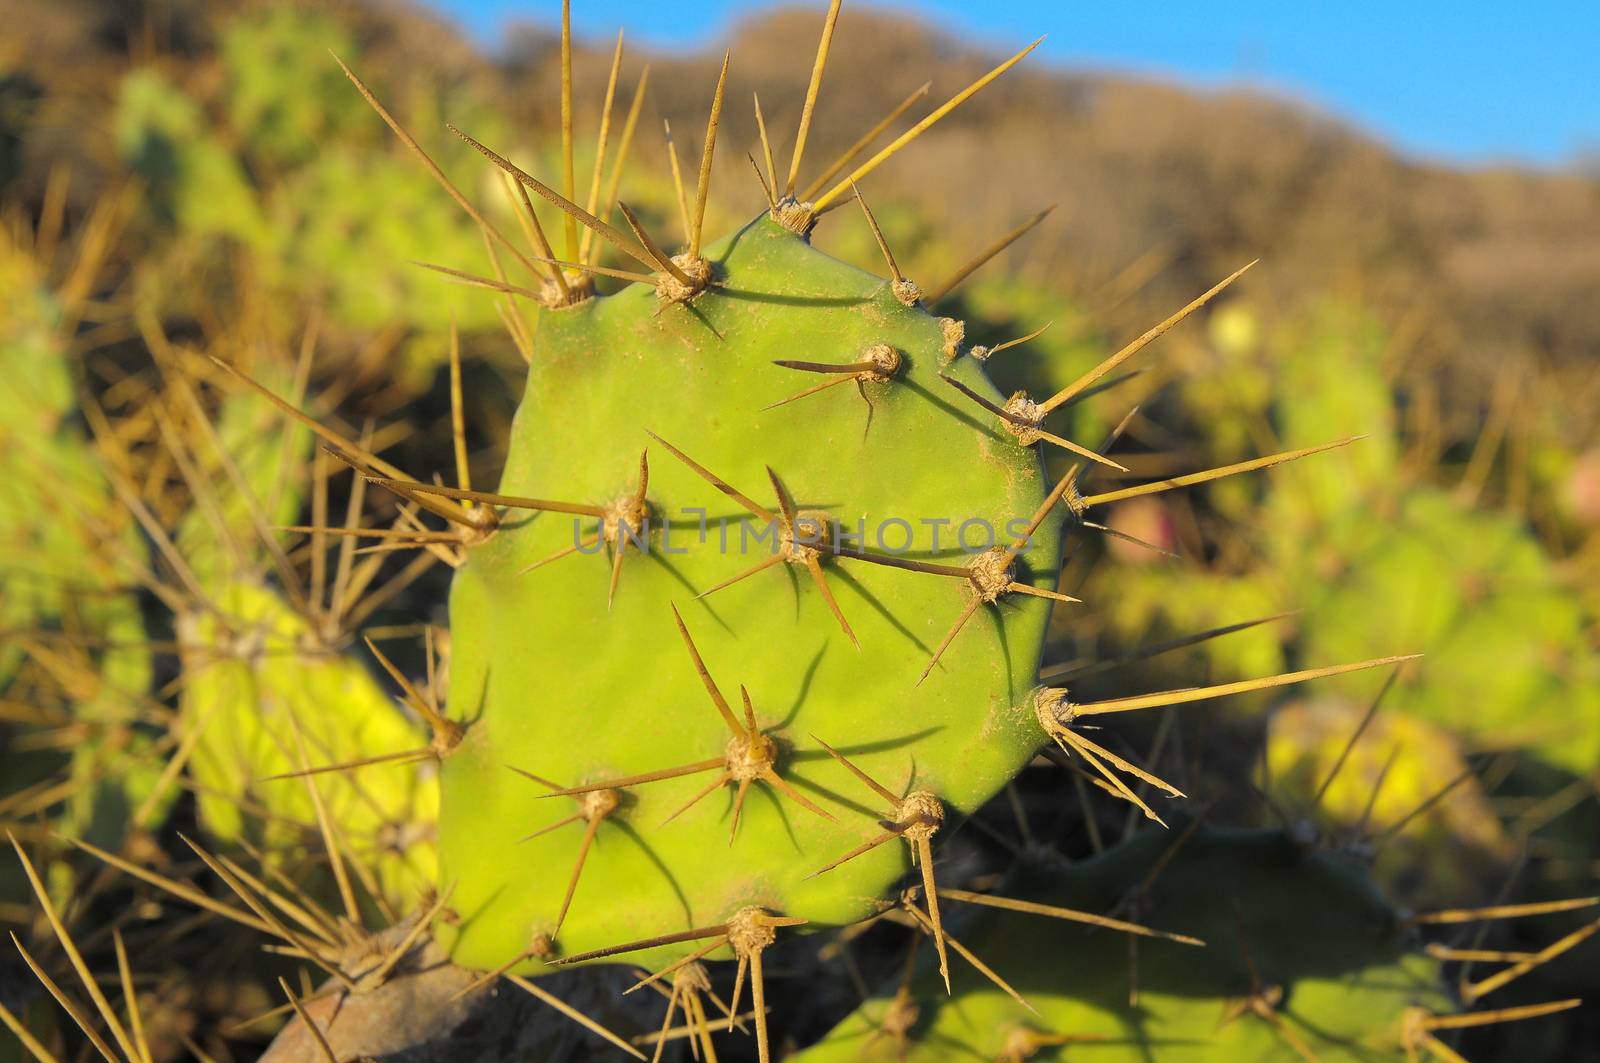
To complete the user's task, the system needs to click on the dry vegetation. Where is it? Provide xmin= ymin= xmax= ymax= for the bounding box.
xmin=7 ymin=0 xmax=1600 ymax=409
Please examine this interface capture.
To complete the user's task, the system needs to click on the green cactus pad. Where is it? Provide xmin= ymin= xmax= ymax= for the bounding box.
xmin=438 ymin=215 xmax=1066 ymax=972
xmin=181 ymin=578 xmax=439 ymax=911
xmin=174 ymin=380 xmax=438 ymax=910
xmin=796 ymin=823 xmax=1453 ymax=1061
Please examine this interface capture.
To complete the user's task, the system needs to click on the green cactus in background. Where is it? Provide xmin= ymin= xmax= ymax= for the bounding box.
xmin=220 ymin=9 xmax=370 ymax=169
xmin=1292 ymin=489 xmax=1600 ymax=777
xmin=1266 ymin=697 xmax=1513 ymax=903
xmin=0 ymin=210 xmax=164 ymax=880
xmin=178 ymin=578 xmax=441 ymax=913
xmin=794 ymin=823 xmax=1459 ymax=1062
xmin=161 ymin=365 xmax=441 ymax=912
xmin=1100 ymin=297 xmax=1600 ymax=826
xmin=114 ymin=11 xmax=518 ymax=374
xmin=1252 ymin=306 xmax=1597 ymax=779
xmin=114 ymin=68 xmax=268 ymax=246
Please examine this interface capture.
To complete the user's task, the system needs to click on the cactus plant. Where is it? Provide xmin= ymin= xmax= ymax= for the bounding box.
xmin=6 ymin=5 xmax=1597 ymax=1062
xmin=793 ymin=822 xmax=1458 ymax=1062
xmin=1102 ymin=299 xmax=1600 ymax=783
xmin=1 ymin=203 xmax=167 ymax=884
xmin=199 ymin=11 xmax=1438 ymax=1057
xmin=114 ymin=11 xmax=521 ymax=383
xmin=168 ymin=360 xmax=433 ymax=894
xmin=794 ymin=817 xmax=1595 ymax=1062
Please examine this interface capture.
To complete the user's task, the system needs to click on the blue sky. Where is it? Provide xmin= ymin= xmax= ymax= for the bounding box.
xmin=422 ymin=1 xmax=1598 ymax=168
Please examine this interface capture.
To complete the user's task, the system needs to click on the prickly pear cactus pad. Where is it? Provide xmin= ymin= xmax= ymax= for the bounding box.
xmin=439 ymin=215 xmax=1066 ymax=972
xmin=796 ymin=824 xmax=1455 ymax=1062
xmin=179 ymin=579 xmax=440 ymax=910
